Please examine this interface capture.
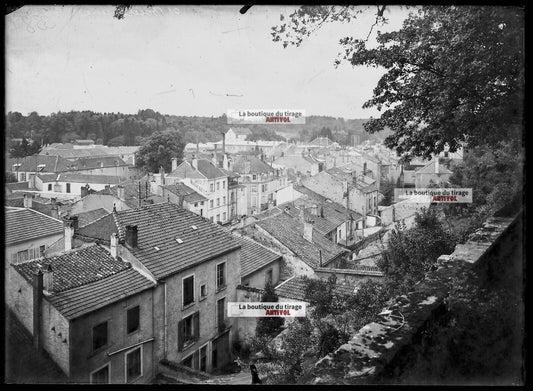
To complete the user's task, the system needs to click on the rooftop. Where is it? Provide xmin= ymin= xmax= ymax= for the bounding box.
xmin=73 ymin=208 xmax=110 ymax=228
xmin=275 ymin=276 xmax=357 ymax=301
xmin=7 ymin=155 xmax=70 ymax=173
xmin=95 ymin=177 xmax=165 ymax=208
xmin=37 ymin=173 xmax=124 ymax=184
xmin=161 ymin=183 xmax=207 ymax=203
xmin=231 ymin=155 xmax=275 ymax=175
xmin=256 ymin=211 xmax=347 ymax=269
xmin=234 ymin=235 xmax=282 ymax=278
xmin=5 ymin=207 xmax=63 ymax=246
xmin=228 ymin=127 xmax=252 ymax=136
xmin=76 ymin=202 xmax=241 ymax=280
xmin=416 ymin=160 xmax=453 ymax=175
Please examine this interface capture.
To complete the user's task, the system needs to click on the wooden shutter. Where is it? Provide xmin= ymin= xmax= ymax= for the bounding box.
xmin=193 ymin=311 xmax=200 ymax=341
xmin=193 ymin=349 xmax=200 ymax=370
xmin=177 ymin=319 xmax=184 ymax=352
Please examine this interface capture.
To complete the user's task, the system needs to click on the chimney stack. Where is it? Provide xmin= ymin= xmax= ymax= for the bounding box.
xmin=192 ymin=155 xmax=198 ymax=170
xmin=223 ymin=154 xmax=229 ymax=170
xmin=222 ymin=132 xmax=226 ymax=155
xmin=160 ymin=166 xmax=165 ymax=186
xmin=42 ymin=264 xmax=54 ymax=293
xmin=80 ymin=184 xmax=89 ymax=198
xmin=117 ymin=185 xmax=125 ymax=201
xmin=125 ymin=225 xmax=138 ymax=248
xmin=63 ymin=216 xmax=77 ymax=251
xmin=50 ymin=198 xmax=59 ymax=220
xmin=303 ymin=217 xmax=314 ymax=242
xmin=110 ymin=233 xmax=118 ymax=258
xmin=171 ymin=158 xmax=178 ymax=172
xmin=435 ymin=157 xmax=440 ymax=174
xmin=212 ymin=151 xmax=217 ymax=167
xmin=32 ymin=270 xmax=43 ymax=350
xmin=352 ymin=170 xmax=357 ymax=186
xmin=23 ymin=193 xmax=33 ymax=208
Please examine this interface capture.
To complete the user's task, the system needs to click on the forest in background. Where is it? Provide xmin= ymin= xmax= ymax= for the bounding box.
xmin=5 ymin=109 xmax=390 ymax=150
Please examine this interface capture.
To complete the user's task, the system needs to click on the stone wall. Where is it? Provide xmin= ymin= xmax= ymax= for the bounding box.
xmin=299 ymin=213 xmax=520 ymax=385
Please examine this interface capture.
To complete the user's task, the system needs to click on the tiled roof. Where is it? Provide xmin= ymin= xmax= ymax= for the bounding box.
xmin=167 ymin=161 xmax=204 ymax=179
xmin=229 ymin=127 xmax=252 ymax=136
xmin=67 ymin=155 xmax=128 ymax=168
xmin=48 ymin=268 xmax=154 ymax=319
xmin=75 ymin=213 xmax=117 ymax=243
xmin=73 ymin=208 xmax=110 ymax=228
xmin=416 ymin=160 xmax=453 ymax=175
xmin=161 ymin=183 xmax=207 ymax=203
xmin=13 ymin=244 xmax=130 ymax=292
xmin=275 ymin=276 xmax=357 ymax=301
xmin=5 ymin=181 xmax=30 ymax=192
xmin=234 ymin=235 xmax=282 ymax=278
xmin=38 ymin=173 xmax=123 ymax=184
xmin=308 ymin=137 xmax=334 ymax=147
xmin=5 ymin=207 xmax=63 ymax=245
xmin=4 ymin=197 xmax=24 ymax=208
xmin=7 ymin=155 xmax=70 ymax=173
xmin=196 ymin=159 xmax=227 ymax=179
xmin=231 ymin=155 xmax=275 ymax=175
xmin=76 ymin=203 xmax=241 ymax=280
xmin=13 ymin=244 xmax=154 ymax=320
xmin=95 ymin=177 xmax=165 ymax=208
xmin=256 ymin=212 xmax=347 ymax=269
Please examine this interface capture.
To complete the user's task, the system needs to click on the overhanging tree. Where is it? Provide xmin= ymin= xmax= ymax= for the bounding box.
xmin=135 ymin=128 xmax=185 ymax=173
xmin=272 ymin=6 xmax=524 ymax=160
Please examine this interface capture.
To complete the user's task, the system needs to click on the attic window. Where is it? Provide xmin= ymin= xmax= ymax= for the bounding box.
xmin=154 ymin=246 xmax=160 ymax=251
xmin=37 ymin=164 xmax=46 ymax=171
xmin=191 ymin=225 xmax=198 ymax=230
xmin=175 ymin=238 xmax=183 ymax=244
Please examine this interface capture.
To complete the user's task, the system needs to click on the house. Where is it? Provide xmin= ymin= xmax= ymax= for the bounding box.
xmin=231 ymin=154 xmax=290 ymax=215
xmin=252 ymin=208 xmax=348 ymax=278
xmin=40 ymin=145 xmax=139 ymax=166
xmin=95 ymin=177 xmax=166 ymax=209
xmin=35 ymin=173 xmax=124 ymax=198
xmin=5 ymin=207 xmax=64 ymax=281
xmin=225 ymin=128 xmax=252 ymax=143
xmin=301 ymin=168 xmax=379 ymax=217
xmin=165 ymin=157 xmax=230 ymax=224
xmin=415 ymin=159 xmax=453 ymax=188
xmin=159 ymin=182 xmax=208 ymax=218
xmin=220 ymin=168 xmax=248 ymax=220
xmin=7 ymin=155 xmax=70 ymax=182
xmin=6 ymin=243 xmax=157 ymax=383
xmin=272 ymin=155 xmax=320 ymax=178
xmin=74 ymin=202 xmax=243 ymax=373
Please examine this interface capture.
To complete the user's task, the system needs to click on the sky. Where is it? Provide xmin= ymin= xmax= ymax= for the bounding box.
xmin=5 ymin=5 xmax=411 ymax=119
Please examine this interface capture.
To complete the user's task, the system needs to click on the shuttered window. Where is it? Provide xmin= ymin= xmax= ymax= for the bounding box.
xmin=178 ymin=311 xmax=200 ymax=351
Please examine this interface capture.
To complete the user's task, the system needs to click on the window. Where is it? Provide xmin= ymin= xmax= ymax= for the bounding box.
xmin=210 ymin=183 xmax=214 ymax=192
xmin=20 ymin=173 xmax=26 ymax=182
xmin=222 ymin=196 xmax=226 ymax=205
xmin=217 ymin=182 xmax=220 ymax=190
xmin=216 ymin=198 xmax=220 ymax=207
xmin=199 ymin=345 xmax=207 ymax=372
xmin=66 ymin=183 xmax=71 ymax=193
xmin=178 ymin=312 xmax=200 ymax=351
xmin=252 ymin=175 xmax=257 ymax=180
xmin=222 ymin=212 xmax=226 ymax=221
xmin=200 ymin=209 xmax=203 ymax=217
xmin=201 ymin=201 xmax=204 ymax=206
xmin=39 ymin=245 xmax=46 ymax=257
xmin=216 ymin=262 xmax=226 ymax=290
xmin=262 ymin=184 xmax=267 ymax=192
xmin=216 ymin=214 xmax=220 ymax=222
xmin=265 ymin=269 xmax=273 ymax=285
xmin=222 ymin=181 xmax=225 ymax=189
xmin=210 ymin=200 xmax=214 ymax=208
xmin=210 ymin=216 xmax=214 ymax=222
xmin=200 ymin=284 xmax=207 ymax=299
xmin=92 ymin=321 xmax=108 ymax=351
xmin=125 ymin=346 xmax=142 ymax=382
xmin=217 ymin=297 xmax=225 ymax=329
xmin=251 ymin=185 xmax=257 ymax=193
xmin=16 ymin=250 xmax=29 ymax=263
xmin=90 ymin=364 xmax=110 ymax=384
xmin=183 ymin=275 xmax=194 ymax=307
xmin=194 ymin=203 xmax=198 ymax=207
xmin=127 ymin=306 xmax=140 ymax=334
xmin=47 ymin=184 xmax=52 ymax=191
xmin=182 ymin=354 xmax=194 ymax=368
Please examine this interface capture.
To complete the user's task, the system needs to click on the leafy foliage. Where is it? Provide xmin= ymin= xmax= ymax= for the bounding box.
xmin=8 ymin=137 xmax=42 ymax=158
xmin=4 ymin=172 xmax=18 ymax=183
xmin=256 ymin=282 xmax=284 ymax=338
xmin=378 ymin=207 xmax=457 ymax=295
xmin=379 ymin=177 xmax=396 ymax=206
xmin=272 ymin=6 xmax=524 ymax=160
xmin=135 ymin=129 xmax=185 ymax=173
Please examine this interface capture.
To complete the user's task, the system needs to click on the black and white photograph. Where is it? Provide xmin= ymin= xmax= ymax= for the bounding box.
xmin=4 ymin=4 xmax=525 ymax=385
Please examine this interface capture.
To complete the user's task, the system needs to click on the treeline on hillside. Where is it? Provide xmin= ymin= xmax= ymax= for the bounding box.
xmin=5 ymin=110 xmax=389 ymax=149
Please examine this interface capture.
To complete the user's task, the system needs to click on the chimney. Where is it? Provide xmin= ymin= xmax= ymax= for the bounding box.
xmin=171 ymin=158 xmax=178 ymax=172
xmin=125 ymin=225 xmax=138 ymax=248
xmin=192 ymin=155 xmax=198 ymax=170
xmin=80 ymin=184 xmax=89 ymax=198
xmin=159 ymin=166 xmax=165 ymax=186
xmin=222 ymin=132 xmax=226 ymax=155
xmin=32 ymin=270 xmax=43 ymax=350
xmin=23 ymin=193 xmax=33 ymax=208
xmin=63 ymin=216 xmax=76 ymax=251
xmin=29 ymin=173 xmax=36 ymax=189
xmin=50 ymin=198 xmax=59 ymax=220
xmin=212 ymin=152 xmax=217 ymax=167
xmin=223 ymin=154 xmax=229 ymax=170
xmin=303 ymin=217 xmax=314 ymax=242
xmin=309 ymin=204 xmax=318 ymax=217
xmin=435 ymin=157 xmax=440 ymax=174
xmin=117 ymin=185 xmax=125 ymax=201
xmin=110 ymin=233 xmax=118 ymax=258
xmin=352 ymin=170 xmax=357 ymax=186
xmin=42 ymin=264 xmax=54 ymax=293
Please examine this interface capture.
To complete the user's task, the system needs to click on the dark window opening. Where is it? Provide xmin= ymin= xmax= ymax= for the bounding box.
xmin=91 ymin=365 xmax=109 ymax=384
xmin=92 ymin=321 xmax=108 ymax=351
xmin=126 ymin=347 xmax=142 ymax=382
xmin=183 ymin=276 xmax=194 ymax=306
xmin=127 ymin=306 xmax=140 ymax=334
xmin=216 ymin=263 xmax=226 ymax=290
